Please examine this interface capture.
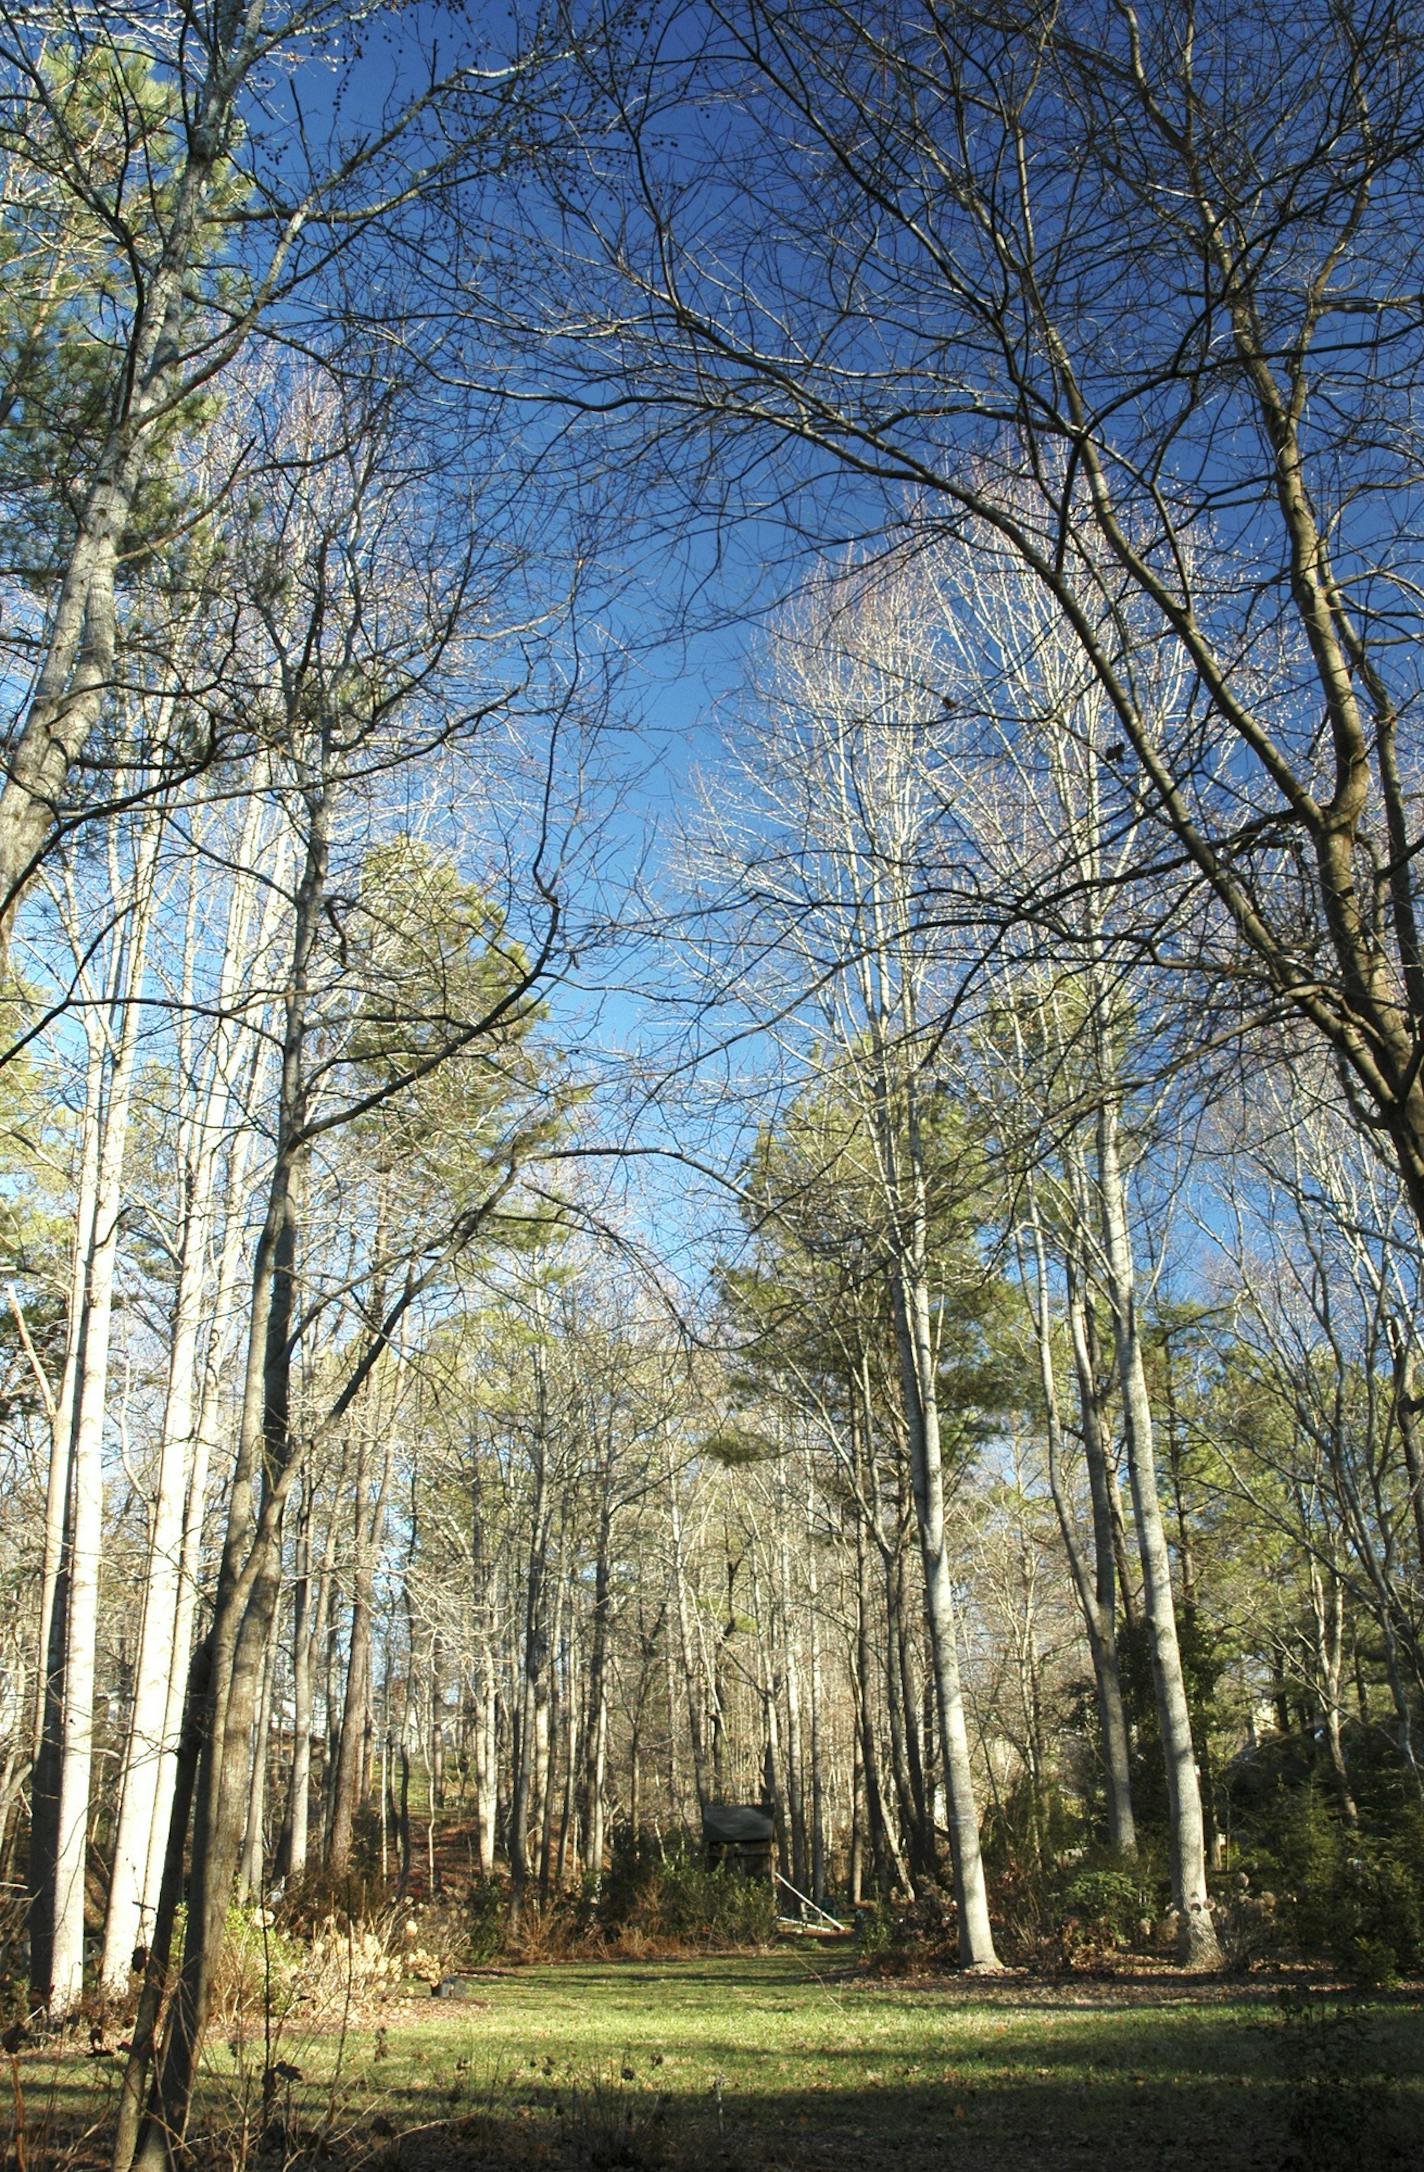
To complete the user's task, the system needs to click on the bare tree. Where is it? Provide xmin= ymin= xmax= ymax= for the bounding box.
xmin=109 ymin=371 xmax=572 ymax=2165
xmin=691 ymin=569 xmax=1005 ymax=1965
xmin=567 ymin=0 xmax=1424 ymax=1250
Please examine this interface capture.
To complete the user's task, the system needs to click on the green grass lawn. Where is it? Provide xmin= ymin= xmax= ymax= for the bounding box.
xmin=12 ymin=1951 xmax=1424 ymax=2169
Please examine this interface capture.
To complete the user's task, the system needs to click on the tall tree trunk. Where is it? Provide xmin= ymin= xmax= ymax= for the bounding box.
xmin=130 ymin=775 xmax=329 ymax=2167
xmin=894 ymin=1549 xmax=934 ymax=1881
xmin=860 ymin=904 xmax=998 ymax=1963
xmin=849 ymin=1398 xmax=895 ymax=1894
xmin=538 ymin=1560 xmax=567 ymax=1900
xmin=1306 ymin=1555 xmax=1358 ymax=1827
xmin=469 ymin=1466 xmax=499 ymax=1874
xmin=281 ymin=1469 xmax=337 ymax=1884
xmin=1385 ymin=1319 xmax=1424 ymax=1579
xmin=778 ymin=1524 xmax=809 ymax=1896
xmin=1097 ymin=1094 xmax=1220 ymax=1968
xmin=32 ymin=818 xmax=159 ymax=2013
xmin=28 ymin=1017 xmax=104 ymax=2010
xmin=136 ymin=1121 xmax=253 ymax=1939
xmin=105 ymin=791 xmax=283 ymax=1989
xmin=237 ymin=1594 xmax=281 ymax=1899
xmin=136 ymin=816 xmax=291 ymax=1960
xmin=889 ymin=1240 xmax=999 ymax=1967
xmin=804 ymin=1472 xmax=828 ymax=1907
xmin=1021 ymin=1190 xmax=1137 ymax=1857
xmin=508 ymin=1352 xmax=550 ymax=1930
xmin=669 ymin=1459 xmax=712 ymax=1812
xmin=102 ymin=1201 xmax=212 ymax=1988
xmin=328 ymin=1438 xmax=393 ymax=1879
xmin=429 ymin=1632 xmax=446 ymax=1819
xmin=582 ymin=1492 xmax=613 ymax=1886
xmin=1064 ymin=1242 xmax=1138 ymax=1854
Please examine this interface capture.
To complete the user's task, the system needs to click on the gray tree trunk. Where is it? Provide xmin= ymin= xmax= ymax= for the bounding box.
xmin=1022 ymin=1193 xmax=1136 ymax=1856
xmin=889 ymin=1252 xmax=1000 ymax=1967
xmin=1096 ymin=1094 xmax=1221 ymax=1969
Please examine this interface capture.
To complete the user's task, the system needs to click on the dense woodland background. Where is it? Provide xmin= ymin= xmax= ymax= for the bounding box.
xmin=3 ymin=3 xmax=1424 ymax=2163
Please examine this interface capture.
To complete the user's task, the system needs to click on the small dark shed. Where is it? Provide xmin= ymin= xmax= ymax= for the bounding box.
xmin=702 ymin=1801 xmax=775 ymax=1879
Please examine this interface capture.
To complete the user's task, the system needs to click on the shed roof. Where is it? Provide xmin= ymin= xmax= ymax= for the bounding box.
xmin=702 ymin=1802 xmax=774 ymax=1844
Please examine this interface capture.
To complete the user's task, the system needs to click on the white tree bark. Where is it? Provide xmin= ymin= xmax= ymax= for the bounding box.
xmin=887 ymin=1208 xmax=1000 ymax=1968
xmin=1096 ymin=1092 xmax=1221 ymax=1969
xmin=102 ymin=798 xmax=286 ymax=1989
xmin=33 ymin=812 xmax=162 ymax=2013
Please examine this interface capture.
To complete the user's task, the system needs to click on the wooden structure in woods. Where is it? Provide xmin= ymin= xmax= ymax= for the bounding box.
xmin=702 ymin=1801 xmax=775 ymax=1878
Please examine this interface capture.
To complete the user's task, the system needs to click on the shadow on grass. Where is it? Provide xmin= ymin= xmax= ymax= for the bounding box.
xmin=10 ymin=1975 xmax=1424 ymax=2172
xmin=321 ymin=2064 xmax=1423 ymax=2172
xmin=8 ymin=2072 xmax=1419 ymax=2171
xmin=312 ymin=1995 xmax=1424 ymax=2172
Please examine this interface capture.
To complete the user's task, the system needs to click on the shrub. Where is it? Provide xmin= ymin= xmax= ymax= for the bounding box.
xmin=1270 ymin=1796 xmax=1424 ymax=1985
xmin=1058 ymin=1860 xmax=1155 ymax=1952
xmin=597 ymin=1826 xmax=665 ymax=1935
xmin=656 ymin=1852 xmax=778 ymax=1946
xmin=203 ymin=1903 xmax=307 ymax=2030
xmin=505 ymin=1886 xmax=599 ymax=1963
xmin=598 ymin=1828 xmax=777 ymax=1950
xmin=853 ymin=1895 xmax=895 ymax=1963
xmin=1215 ymin=1873 xmax=1287 ymax=1973
xmin=301 ymin=1913 xmax=428 ymax=2006
xmin=853 ymin=1885 xmax=959 ymax=1975
xmin=974 ymin=1837 xmax=1167 ymax=1970
xmin=464 ymin=1874 xmax=506 ymax=1965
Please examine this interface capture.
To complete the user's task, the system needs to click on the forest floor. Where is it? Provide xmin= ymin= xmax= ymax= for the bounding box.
xmin=12 ymin=1949 xmax=1424 ymax=2169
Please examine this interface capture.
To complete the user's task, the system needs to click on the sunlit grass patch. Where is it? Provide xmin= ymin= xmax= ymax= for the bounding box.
xmin=305 ymin=1953 xmax=1424 ymax=2169
xmin=9 ymin=1954 xmax=1424 ymax=2169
